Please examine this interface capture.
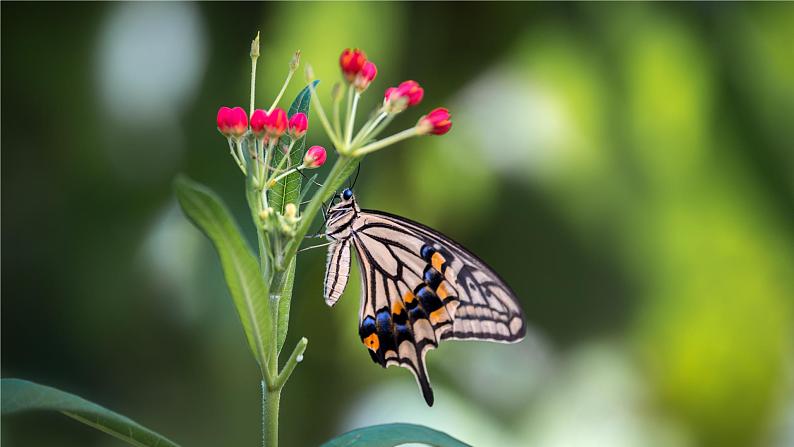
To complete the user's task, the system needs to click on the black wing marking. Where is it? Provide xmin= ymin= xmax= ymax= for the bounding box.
xmin=348 ymin=210 xmax=526 ymax=406
xmin=358 ymin=210 xmax=526 ymax=342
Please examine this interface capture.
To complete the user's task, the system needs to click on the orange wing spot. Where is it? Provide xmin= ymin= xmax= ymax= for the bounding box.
xmin=431 ymin=252 xmax=446 ymax=272
xmin=362 ymin=333 xmax=380 ymax=351
xmin=403 ymin=291 xmax=415 ymax=304
xmin=429 ymin=307 xmax=449 ymax=325
xmin=436 ymin=282 xmax=449 ymax=300
xmin=392 ymin=300 xmax=405 ymax=315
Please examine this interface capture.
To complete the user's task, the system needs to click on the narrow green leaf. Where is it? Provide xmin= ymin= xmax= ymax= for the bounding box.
xmin=1 ymin=379 xmax=180 ymax=447
xmin=320 ymin=423 xmax=471 ymax=447
xmin=174 ymin=175 xmax=271 ymax=366
xmin=276 ymin=258 xmax=296 ymax=355
xmin=270 ymin=80 xmax=319 ymax=215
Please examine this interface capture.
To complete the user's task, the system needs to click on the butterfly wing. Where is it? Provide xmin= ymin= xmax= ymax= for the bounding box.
xmin=348 ymin=209 xmax=526 ymax=405
xmin=324 ymin=239 xmax=351 ymax=306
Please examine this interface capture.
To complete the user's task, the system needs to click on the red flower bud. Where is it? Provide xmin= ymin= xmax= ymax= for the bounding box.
xmin=288 ymin=112 xmax=308 ymax=139
xmin=303 ymin=145 xmax=327 ymax=168
xmin=266 ymin=108 xmax=288 ymax=139
xmin=383 ymin=80 xmax=424 ymax=113
xmin=250 ymin=109 xmax=268 ymax=137
xmin=354 ymin=61 xmax=377 ymax=92
xmin=216 ymin=106 xmax=248 ymax=137
xmin=417 ymin=107 xmax=452 ymax=135
xmin=339 ymin=48 xmax=367 ymax=82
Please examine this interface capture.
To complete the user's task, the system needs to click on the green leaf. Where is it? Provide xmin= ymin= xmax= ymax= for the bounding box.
xmin=320 ymin=423 xmax=471 ymax=447
xmin=276 ymin=257 xmax=296 ymax=355
xmin=270 ymin=80 xmax=319 ymax=215
xmin=1 ymin=379 xmax=180 ymax=447
xmin=174 ymin=175 xmax=271 ymax=366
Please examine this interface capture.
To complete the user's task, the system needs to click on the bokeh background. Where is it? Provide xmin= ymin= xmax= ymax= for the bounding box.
xmin=3 ymin=2 xmax=794 ymax=446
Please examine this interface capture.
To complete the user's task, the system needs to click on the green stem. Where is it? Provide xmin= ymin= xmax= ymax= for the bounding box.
xmin=275 ymin=338 xmax=308 ymax=389
xmin=332 ymin=88 xmax=343 ymax=140
xmin=351 ymin=110 xmax=387 ymax=147
xmin=264 ymin=387 xmax=281 ymax=447
xmin=345 ymin=91 xmax=361 ymax=146
xmin=352 ymin=127 xmax=419 ymax=157
xmin=228 ymin=139 xmax=247 ymax=175
xmin=307 ymin=82 xmax=343 ymax=149
xmin=268 ymin=166 xmax=301 ymax=186
xmin=363 ymin=113 xmax=395 ymax=143
xmin=268 ymin=70 xmax=296 ymax=113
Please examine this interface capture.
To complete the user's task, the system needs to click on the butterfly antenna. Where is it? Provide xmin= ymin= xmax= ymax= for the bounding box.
xmin=349 ymin=162 xmax=362 ymax=189
xmin=304 ymin=200 xmax=332 ymax=239
xmin=298 ymin=169 xmax=324 ymax=187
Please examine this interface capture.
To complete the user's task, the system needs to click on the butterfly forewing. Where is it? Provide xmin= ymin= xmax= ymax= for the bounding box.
xmin=323 ymin=239 xmax=352 ymax=306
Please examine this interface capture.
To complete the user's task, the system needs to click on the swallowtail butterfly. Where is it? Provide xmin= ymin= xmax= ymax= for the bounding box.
xmin=323 ymin=188 xmax=526 ymax=406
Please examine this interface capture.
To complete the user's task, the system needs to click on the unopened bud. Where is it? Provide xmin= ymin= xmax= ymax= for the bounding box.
xmin=216 ymin=106 xmax=248 ymax=137
xmin=354 ymin=61 xmax=377 ymax=93
xmin=284 ymin=203 xmax=298 ymax=220
xmin=331 ymin=82 xmax=343 ymax=102
xmin=417 ymin=107 xmax=452 ymax=136
xmin=289 ymin=50 xmax=301 ymax=72
xmin=303 ymin=145 xmax=327 ymax=169
xmin=288 ymin=113 xmax=308 ymax=140
xmin=305 ymin=64 xmax=315 ymax=82
xmin=250 ymin=32 xmax=260 ymax=59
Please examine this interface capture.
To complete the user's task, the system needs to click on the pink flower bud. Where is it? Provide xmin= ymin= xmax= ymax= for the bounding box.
xmin=216 ymin=106 xmax=248 ymax=137
xmin=303 ymin=145 xmax=327 ymax=168
xmin=354 ymin=61 xmax=377 ymax=92
xmin=383 ymin=80 xmax=424 ymax=113
xmin=417 ymin=107 xmax=452 ymax=135
xmin=250 ymin=109 xmax=268 ymax=137
xmin=288 ymin=112 xmax=308 ymax=139
xmin=266 ymin=108 xmax=288 ymax=139
xmin=339 ymin=48 xmax=367 ymax=82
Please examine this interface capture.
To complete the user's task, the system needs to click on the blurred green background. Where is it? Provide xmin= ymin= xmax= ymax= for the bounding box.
xmin=3 ymin=2 xmax=793 ymax=446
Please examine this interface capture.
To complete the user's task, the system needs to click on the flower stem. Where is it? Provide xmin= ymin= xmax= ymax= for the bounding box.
xmin=307 ymin=82 xmax=343 ymax=150
xmin=345 ymin=91 xmax=360 ymax=146
xmin=332 ymin=87 xmax=343 ymax=140
xmin=268 ymin=70 xmax=295 ymax=113
xmin=268 ymin=166 xmax=300 ymax=186
xmin=351 ymin=110 xmax=387 ymax=147
xmin=275 ymin=337 xmax=308 ymax=388
xmin=228 ymin=139 xmax=246 ymax=174
xmin=264 ymin=387 xmax=281 ymax=447
xmin=352 ymin=127 xmax=419 ymax=157
xmin=250 ymin=32 xmax=260 ymax=117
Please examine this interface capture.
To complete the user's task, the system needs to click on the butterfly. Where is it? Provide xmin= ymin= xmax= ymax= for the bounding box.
xmin=322 ymin=188 xmax=527 ymax=406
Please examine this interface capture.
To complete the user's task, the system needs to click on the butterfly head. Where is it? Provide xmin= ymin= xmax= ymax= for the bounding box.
xmin=325 ymin=188 xmax=359 ymax=233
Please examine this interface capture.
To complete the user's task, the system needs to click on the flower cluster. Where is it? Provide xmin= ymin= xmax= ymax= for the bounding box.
xmin=302 ymin=47 xmax=452 ymax=159
xmin=214 ymin=41 xmax=452 ymax=251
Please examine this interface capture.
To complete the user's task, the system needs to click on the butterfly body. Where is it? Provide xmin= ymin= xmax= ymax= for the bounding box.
xmin=323 ymin=188 xmax=526 ymax=406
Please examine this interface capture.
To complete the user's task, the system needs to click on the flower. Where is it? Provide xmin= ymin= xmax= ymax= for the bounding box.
xmin=303 ymin=145 xmax=327 ymax=168
xmin=216 ymin=106 xmax=248 ymax=137
xmin=417 ymin=107 xmax=452 ymax=135
xmin=266 ymin=108 xmax=288 ymax=139
xmin=250 ymin=109 xmax=268 ymax=137
xmin=339 ymin=48 xmax=367 ymax=82
xmin=383 ymin=81 xmax=424 ymax=114
xmin=354 ymin=61 xmax=377 ymax=92
xmin=288 ymin=112 xmax=308 ymax=139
